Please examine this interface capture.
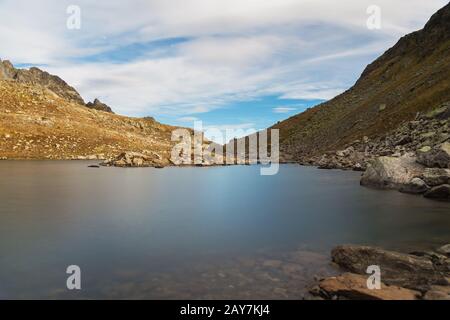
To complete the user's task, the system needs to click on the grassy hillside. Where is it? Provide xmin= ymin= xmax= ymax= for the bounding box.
xmin=0 ymin=80 xmax=180 ymax=161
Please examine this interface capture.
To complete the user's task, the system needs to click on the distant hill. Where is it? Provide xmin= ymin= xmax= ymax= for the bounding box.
xmin=274 ymin=3 xmax=450 ymax=162
xmin=0 ymin=62 xmax=185 ymax=161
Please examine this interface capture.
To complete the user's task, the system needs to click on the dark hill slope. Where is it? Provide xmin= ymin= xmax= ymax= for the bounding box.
xmin=275 ymin=3 xmax=450 ymax=161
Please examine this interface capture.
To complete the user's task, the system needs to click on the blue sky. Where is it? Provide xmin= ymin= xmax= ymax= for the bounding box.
xmin=0 ymin=0 xmax=448 ymax=140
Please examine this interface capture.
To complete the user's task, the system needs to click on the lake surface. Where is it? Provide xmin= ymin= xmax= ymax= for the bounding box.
xmin=0 ymin=161 xmax=449 ymax=299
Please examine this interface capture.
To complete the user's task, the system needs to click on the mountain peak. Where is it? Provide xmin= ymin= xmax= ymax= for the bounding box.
xmin=86 ymin=98 xmax=115 ymax=114
xmin=0 ymin=59 xmax=85 ymax=105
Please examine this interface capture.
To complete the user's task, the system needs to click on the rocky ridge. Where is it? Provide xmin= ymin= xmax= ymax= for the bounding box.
xmin=0 ymin=59 xmax=85 ymax=105
xmin=86 ymin=98 xmax=114 ymax=114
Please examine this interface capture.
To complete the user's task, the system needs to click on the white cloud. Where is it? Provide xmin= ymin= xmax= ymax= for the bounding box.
xmin=177 ymin=116 xmax=199 ymax=122
xmin=273 ymin=106 xmax=297 ymax=114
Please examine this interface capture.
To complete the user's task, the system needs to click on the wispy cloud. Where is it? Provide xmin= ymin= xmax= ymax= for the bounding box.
xmin=273 ymin=106 xmax=297 ymax=114
xmin=176 ymin=116 xmax=199 ymax=122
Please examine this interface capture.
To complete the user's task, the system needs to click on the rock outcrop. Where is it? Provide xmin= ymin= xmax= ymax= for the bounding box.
xmin=331 ymin=245 xmax=449 ymax=292
xmin=101 ymin=151 xmax=168 ymax=168
xmin=311 ymin=244 xmax=450 ymax=300
xmin=86 ymin=99 xmax=114 ymax=114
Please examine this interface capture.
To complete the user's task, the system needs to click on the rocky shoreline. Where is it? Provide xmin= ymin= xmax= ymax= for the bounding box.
xmin=310 ymin=244 xmax=450 ymax=300
xmin=296 ymin=103 xmax=450 ymax=201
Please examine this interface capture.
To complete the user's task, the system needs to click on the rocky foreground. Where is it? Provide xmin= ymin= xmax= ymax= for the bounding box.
xmin=310 ymin=244 xmax=450 ymax=300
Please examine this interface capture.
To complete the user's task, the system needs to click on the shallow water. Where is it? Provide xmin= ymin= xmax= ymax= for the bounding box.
xmin=0 ymin=161 xmax=449 ymax=299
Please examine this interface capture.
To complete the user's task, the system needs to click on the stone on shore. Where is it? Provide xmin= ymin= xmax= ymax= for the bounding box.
xmin=424 ymin=184 xmax=450 ymax=200
xmin=312 ymin=273 xmax=420 ymax=300
xmin=399 ymin=177 xmax=429 ymax=194
xmin=360 ymin=155 xmax=424 ymax=190
xmin=331 ymin=245 xmax=448 ymax=291
xmin=421 ymin=168 xmax=450 ymax=186
xmin=417 ymin=142 xmax=450 ymax=168
xmin=437 ymin=244 xmax=450 ymax=256
xmin=423 ymin=285 xmax=450 ymax=300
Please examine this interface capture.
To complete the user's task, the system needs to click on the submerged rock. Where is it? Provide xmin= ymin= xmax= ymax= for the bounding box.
xmin=313 ymin=273 xmax=419 ymax=300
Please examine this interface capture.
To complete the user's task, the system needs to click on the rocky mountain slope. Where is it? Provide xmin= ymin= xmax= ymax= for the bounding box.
xmin=275 ymin=3 xmax=450 ymax=163
xmin=0 ymin=74 xmax=184 ymax=164
xmin=0 ymin=60 xmax=85 ymax=105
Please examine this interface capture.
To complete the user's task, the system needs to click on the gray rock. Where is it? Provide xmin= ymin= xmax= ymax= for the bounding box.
xmin=417 ymin=142 xmax=450 ymax=168
xmin=424 ymin=184 xmax=450 ymax=200
xmin=422 ymin=168 xmax=450 ymax=186
xmin=86 ymin=98 xmax=114 ymax=114
xmin=101 ymin=151 xmax=166 ymax=168
xmin=399 ymin=177 xmax=429 ymax=194
xmin=425 ymin=105 xmax=450 ymax=120
xmin=361 ymin=155 xmax=424 ymax=190
xmin=437 ymin=244 xmax=450 ymax=256
xmin=331 ymin=245 xmax=449 ymax=291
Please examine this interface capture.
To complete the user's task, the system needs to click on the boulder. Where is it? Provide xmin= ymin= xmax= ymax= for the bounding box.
xmin=437 ymin=244 xmax=450 ymax=256
xmin=417 ymin=142 xmax=450 ymax=168
xmin=424 ymin=184 xmax=450 ymax=200
xmin=424 ymin=104 xmax=450 ymax=120
xmin=423 ymin=285 xmax=450 ymax=300
xmin=399 ymin=177 xmax=429 ymax=194
xmin=314 ymin=273 xmax=420 ymax=300
xmin=421 ymin=168 xmax=450 ymax=186
xmin=360 ymin=155 xmax=424 ymax=190
xmin=331 ymin=245 xmax=448 ymax=291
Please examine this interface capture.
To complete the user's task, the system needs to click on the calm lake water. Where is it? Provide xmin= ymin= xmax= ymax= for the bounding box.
xmin=0 ymin=161 xmax=449 ymax=299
